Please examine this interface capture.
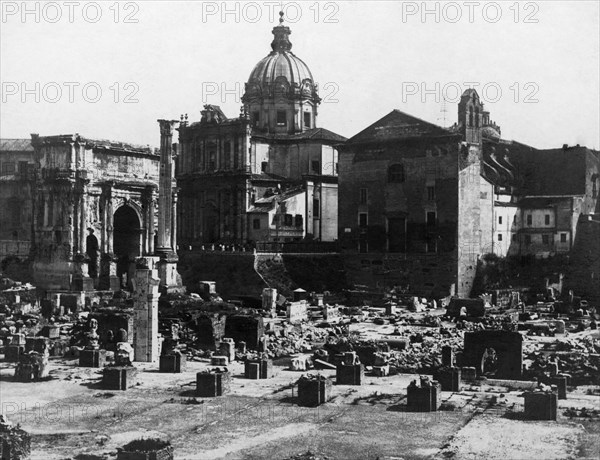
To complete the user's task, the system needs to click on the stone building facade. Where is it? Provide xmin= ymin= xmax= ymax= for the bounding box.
xmin=0 ymin=139 xmax=35 ymax=260
xmin=339 ymin=90 xmax=503 ymax=298
xmin=339 ymin=88 xmax=599 ymax=298
xmin=176 ymin=14 xmax=345 ymax=248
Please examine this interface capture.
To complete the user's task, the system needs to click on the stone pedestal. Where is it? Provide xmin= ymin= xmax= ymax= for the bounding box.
xmin=72 ymin=275 xmax=94 ymax=292
xmin=336 ymin=364 xmax=364 ymax=385
xmin=219 ymin=338 xmax=235 ymax=363
xmin=524 ymin=392 xmax=557 ymax=420
xmin=245 ymin=362 xmax=260 ymax=379
xmin=442 ymin=346 xmax=455 ymax=367
xmin=298 ymin=375 xmax=332 ymax=407
xmin=5 ymin=345 xmax=24 ymax=362
xmin=244 ymin=359 xmax=274 ymax=379
xmin=79 ymin=349 xmax=107 ymax=367
xmin=461 ymin=366 xmax=477 ymax=381
xmin=159 ymin=354 xmax=186 ymax=373
xmin=103 ymin=366 xmax=138 ymax=390
xmin=550 ymin=376 xmax=567 ymax=399
xmin=196 ymin=370 xmax=231 ymax=397
xmin=211 ymin=355 xmax=228 ymax=366
xmin=407 ymin=381 xmax=442 ymax=412
xmin=435 ymin=367 xmax=461 ymax=391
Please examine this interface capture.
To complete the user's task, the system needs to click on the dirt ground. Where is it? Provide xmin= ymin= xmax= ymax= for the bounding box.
xmin=1 ymin=354 xmax=599 ymax=460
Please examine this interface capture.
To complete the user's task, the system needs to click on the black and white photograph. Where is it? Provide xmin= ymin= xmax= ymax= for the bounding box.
xmin=0 ymin=1 xmax=599 ymax=458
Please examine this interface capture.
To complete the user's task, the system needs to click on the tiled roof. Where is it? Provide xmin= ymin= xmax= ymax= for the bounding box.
xmin=0 ymin=139 xmax=33 ymax=152
xmin=345 ymin=110 xmax=453 ymax=145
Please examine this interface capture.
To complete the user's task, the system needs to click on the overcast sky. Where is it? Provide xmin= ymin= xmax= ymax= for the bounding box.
xmin=1 ymin=1 xmax=599 ymax=149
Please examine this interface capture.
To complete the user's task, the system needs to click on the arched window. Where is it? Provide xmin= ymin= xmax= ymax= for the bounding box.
xmin=475 ymin=107 xmax=479 ymax=127
xmin=388 ymin=164 xmax=405 ymax=183
xmin=593 ymin=175 xmax=599 ymax=198
xmin=469 ymin=107 xmax=474 ymax=127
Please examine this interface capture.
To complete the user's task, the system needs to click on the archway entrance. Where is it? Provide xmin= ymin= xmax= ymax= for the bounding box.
xmin=113 ymin=205 xmax=142 ymax=288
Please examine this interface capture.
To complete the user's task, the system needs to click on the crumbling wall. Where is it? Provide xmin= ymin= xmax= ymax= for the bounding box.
xmin=178 ymin=252 xmax=266 ymax=299
xmin=224 ymin=315 xmax=264 ymax=350
xmin=194 ymin=313 xmax=226 ymax=348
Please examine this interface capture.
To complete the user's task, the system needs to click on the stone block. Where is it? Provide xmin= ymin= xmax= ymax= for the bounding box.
xmin=336 ymin=364 xmax=364 ymax=385
xmin=372 ymin=365 xmax=390 ymax=377
xmin=435 ymin=367 xmax=461 ymax=392
xmin=196 ymin=370 xmax=231 ymax=397
xmin=14 ymin=363 xmax=35 ymax=382
xmin=211 ymin=355 xmax=228 ymax=366
xmin=297 ymin=375 xmax=332 ymax=407
xmin=461 ymin=366 xmax=477 ymax=381
xmin=245 ymin=359 xmax=273 ymax=379
xmin=407 ymin=381 xmax=441 ymax=412
xmin=40 ymin=325 xmax=61 ymax=339
xmin=103 ymin=366 xmax=138 ymax=391
xmin=442 ymin=346 xmax=454 ymax=367
xmin=79 ymin=349 xmax=107 ymax=368
xmin=159 ymin=354 xmax=186 ymax=373
xmin=524 ymin=392 xmax=557 ymax=420
xmin=25 ymin=337 xmax=50 ymax=354
xmin=218 ymin=338 xmax=235 ymax=363
xmin=246 ymin=362 xmax=260 ymax=379
xmin=550 ymin=376 xmax=567 ymax=399
xmin=5 ymin=345 xmax=24 ymax=362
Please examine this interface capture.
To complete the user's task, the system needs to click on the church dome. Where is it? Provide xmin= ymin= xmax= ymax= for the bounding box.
xmin=243 ymin=12 xmax=319 ymax=102
xmin=248 ymin=52 xmax=314 ymax=88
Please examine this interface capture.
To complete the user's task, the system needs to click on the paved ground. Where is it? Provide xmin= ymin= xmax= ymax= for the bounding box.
xmin=1 ymin=355 xmax=599 ymax=459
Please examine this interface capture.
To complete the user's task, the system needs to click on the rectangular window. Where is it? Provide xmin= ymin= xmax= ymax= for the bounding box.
xmin=560 ymin=233 xmax=567 ymax=243
xmin=284 ymin=214 xmax=293 ymax=226
xmin=1 ymin=162 xmax=15 ymax=174
xmin=426 ymin=211 xmax=436 ymax=227
xmin=498 ymin=233 xmax=503 ymax=241
xmin=427 ymin=186 xmax=435 ymax=201
xmin=545 ymin=214 xmax=550 ymax=225
xmin=513 ymin=215 xmax=517 ymax=224
xmin=294 ymin=214 xmax=303 ymax=227
xmin=542 ymin=234 xmax=550 ymax=245
xmin=253 ymin=219 xmax=261 ymax=229
xmin=358 ymin=213 xmax=368 ymax=227
xmin=359 ymin=188 xmax=368 ymax=205
xmin=261 ymin=161 xmax=268 ymax=173
xmin=313 ymin=198 xmax=320 ymax=218
xmin=526 ymin=215 xmax=532 ymax=226
xmin=208 ymin=152 xmax=215 ymax=171
xmin=253 ymin=111 xmax=260 ymax=127
xmin=311 ymin=160 xmax=320 ymax=174
xmin=18 ymin=161 xmax=28 ymax=173
xmin=224 ymin=142 xmax=231 ymax=169
xmin=499 ymin=216 xmax=503 ymax=225
xmin=524 ymin=234 xmax=531 ymax=245
xmin=277 ymin=110 xmax=287 ymax=126
xmin=304 ymin=112 xmax=311 ymax=129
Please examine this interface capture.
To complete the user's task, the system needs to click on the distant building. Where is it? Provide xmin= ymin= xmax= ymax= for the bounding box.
xmin=338 ymin=89 xmax=600 ymax=298
xmin=175 ymin=14 xmax=345 ymax=247
xmin=0 ymin=139 xmax=35 ymax=259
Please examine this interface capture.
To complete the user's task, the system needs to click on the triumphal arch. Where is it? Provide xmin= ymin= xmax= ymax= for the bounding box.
xmin=30 ymin=120 xmax=180 ymax=293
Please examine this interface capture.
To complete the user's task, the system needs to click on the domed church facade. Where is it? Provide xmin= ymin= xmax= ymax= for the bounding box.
xmin=176 ymin=13 xmax=345 ymax=248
